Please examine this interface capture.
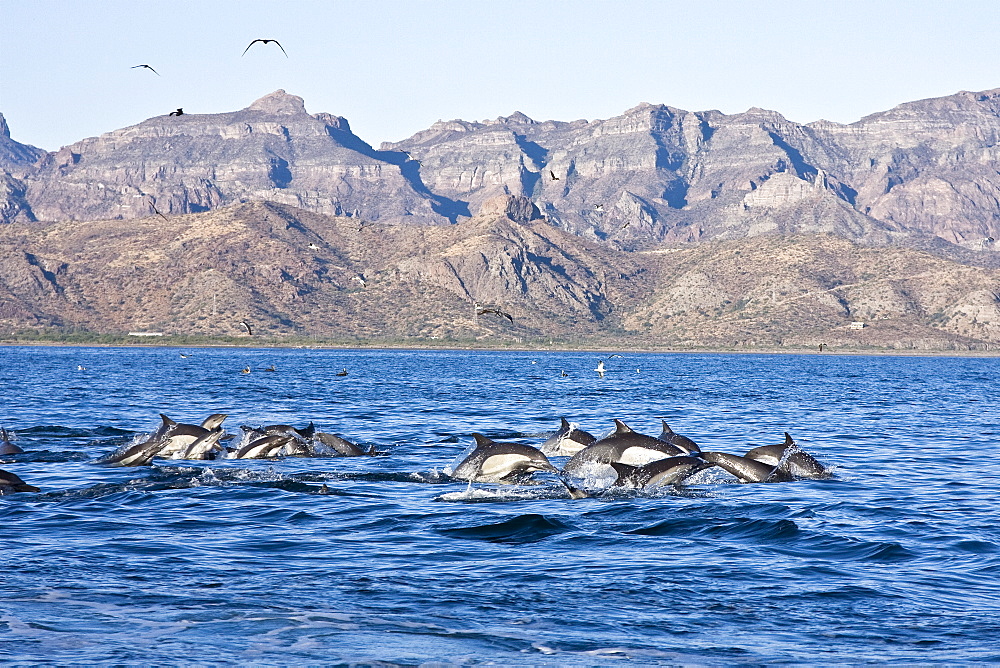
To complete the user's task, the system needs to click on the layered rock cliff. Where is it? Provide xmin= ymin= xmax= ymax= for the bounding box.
xmin=3 ymin=88 xmax=1000 ymax=251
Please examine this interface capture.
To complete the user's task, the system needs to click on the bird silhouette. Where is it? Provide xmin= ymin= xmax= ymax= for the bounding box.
xmin=147 ymin=196 xmax=167 ymax=221
xmin=131 ymin=64 xmax=160 ymax=75
xmin=168 ymin=108 xmax=184 ymax=116
xmin=336 ymin=368 xmax=348 ymax=377
xmin=242 ymin=39 xmax=288 ymax=57
xmin=239 ymin=320 xmax=253 ymax=336
xmin=476 ymin=306 xmax=514 ymax=323
xmin=549 ymin=170 xmax=559 ymax=181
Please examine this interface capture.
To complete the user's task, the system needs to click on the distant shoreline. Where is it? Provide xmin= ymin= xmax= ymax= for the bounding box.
xmin=2 ymin=339 xmax=997 ymax=358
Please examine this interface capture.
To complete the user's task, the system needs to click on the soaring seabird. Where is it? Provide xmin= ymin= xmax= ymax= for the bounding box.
xmin=476 ymin=306 xmax=514 ymax=323
xmin=131 ymin=64 xmax=160 ymax=75
xmin=242 ymin=39 xmax=289 ymax=57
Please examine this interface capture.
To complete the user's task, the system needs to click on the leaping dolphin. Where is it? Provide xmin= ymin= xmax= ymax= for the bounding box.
xmin=100 ymin=413 xmax=228 ymax=466
xmin=314 ymin=432 xmax=375 ymax=457
xmin=742 ymin=432 xmax=830 ymax=479
xmin=0 ymin=468 xmax=39 ymax=494
xmin=700 ymin=451 xmax=794 ymax=483
xmin=0 ymin=427 xmax=24 ymax=455
xmin=657 ymin=421 xmax=701 ymax=455
xmin=539 ymin=417 xmax=597 ymax=456
xmin=233 ymin=434 xmax=301 ymax=459
xmin=563 ymin=420 xmax=686 ymax=477
xmin=176 ymin=427 xmax=226 ymax=460
xmin=447 ymin=434 xmax=559 ymax=482
xmin=610 ymin=456 xmax=713 ymax=488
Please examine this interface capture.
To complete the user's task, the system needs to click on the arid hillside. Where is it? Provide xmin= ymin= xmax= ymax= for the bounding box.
xmin=1 ymin=197 xmax=998 ymax=351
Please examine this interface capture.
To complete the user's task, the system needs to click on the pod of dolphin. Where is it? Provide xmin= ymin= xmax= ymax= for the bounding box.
xmin=0 ymin=414 xmax=832 ymax=497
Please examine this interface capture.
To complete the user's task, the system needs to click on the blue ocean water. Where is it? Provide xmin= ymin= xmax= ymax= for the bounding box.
xmin=1 ymin=346 xmax=999 ymax=664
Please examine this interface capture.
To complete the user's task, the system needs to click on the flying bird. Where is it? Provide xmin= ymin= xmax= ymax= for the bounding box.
xmin=549 ymin=170 xmax=559 ymax=181
xmin=147 ymin=196 xmax=167 ymax=221
xmin=131 ymin=64 xmax=160 ymax=75
xmin=476 ymin=306 xmax=514 ymax=323
xmin=242 ymin=39 xmax=288 ymax=57
xmin=168 ymin=108 xmax=184 ymax=116
xmin=239 ymin=320 xmax=253 ymax=336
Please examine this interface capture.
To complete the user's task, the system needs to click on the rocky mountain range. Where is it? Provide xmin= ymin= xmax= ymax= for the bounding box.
xmin=4 ymin=87 xmax=1000 ymax=249
xmin=1 ymin=88 xmax=999 ymax=349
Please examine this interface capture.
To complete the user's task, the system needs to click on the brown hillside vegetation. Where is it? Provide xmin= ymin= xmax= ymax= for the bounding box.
xmin=1 ymin=197 xmax=998 ymax=351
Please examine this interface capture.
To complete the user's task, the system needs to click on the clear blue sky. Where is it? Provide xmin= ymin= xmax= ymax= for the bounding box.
xmin=2 ymin=0 xmax=998 ymax=151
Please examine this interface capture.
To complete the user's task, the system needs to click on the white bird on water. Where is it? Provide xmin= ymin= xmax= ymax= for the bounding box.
xmin=595 ymin=360 xmax=606 ymax=377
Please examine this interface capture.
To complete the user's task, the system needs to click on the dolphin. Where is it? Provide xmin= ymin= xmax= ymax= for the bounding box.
xmin=242 ymin=422 xmax=316 ymax=441
xmin=448 ymin=434 xmax=559 ymax=482
xmin=609 ymin=456 xmax=713 ymax=488
xmin=0 ymin=427 xmax=24 ymax=455
xmin=100 ymin=414 xmax=219 ymax=466
xmin=200 ymin=413 xmax=228 ymax=430
xmin=100 ymin=418 xmax=181 ymax=466
xmin=156 ymin=422 xmax=215 ymax=458
xmin=743 ymin=433 xmax=831 ymax=479
xmin=563 ymin=420 xmax=685 ymax=477
xmin=99 ymin=438 xmax=163 ymax=467
xmin=539 ymin=417 xmax=597 ymax=456
xmin=0 ymin=468 xmax=40 ymax=494
xmin=233 ymin=434 xmax=299 ymax=459
xmin=176 ymin=427 xmax=226 ymax=460
xmin=657 ymin=421 xmax=701 ymax=455
xmin=314 ymin=432 xmax=374 ymax=457
xmin=700 ymin=451 xmax=794 ymax=483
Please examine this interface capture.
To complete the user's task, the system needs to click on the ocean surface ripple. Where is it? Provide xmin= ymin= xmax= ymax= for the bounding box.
xmin=2 ymin=346 xmax=999 ymax=664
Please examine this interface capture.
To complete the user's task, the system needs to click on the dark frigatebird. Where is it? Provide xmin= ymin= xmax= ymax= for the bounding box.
xmin=242 ymin=39 xmax=288 ymax=57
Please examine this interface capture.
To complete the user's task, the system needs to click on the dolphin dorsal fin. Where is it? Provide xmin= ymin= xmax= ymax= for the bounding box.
xmin=613 ymin=419 xmax=633 ymax=434
xmin=609 ymin=461 xmax=639 ymax=478
xmin=560 ymin=417 xmax=571 ymax=430
xmin=472 ymin=433 xmax=494 ymax=447
xmin=784 ymin=432 xmax=795 ymax=446
xmin=160 ymin=414 xmax=176 ymax=427
xmin=661 ymin=420 xmax=675 ymax=435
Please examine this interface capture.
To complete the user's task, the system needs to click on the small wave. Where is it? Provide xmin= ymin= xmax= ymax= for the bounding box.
xmin=17 ymin=425 xmax=135 ymax=438
xmin=438 ymin=513 xmax=572 ymax=543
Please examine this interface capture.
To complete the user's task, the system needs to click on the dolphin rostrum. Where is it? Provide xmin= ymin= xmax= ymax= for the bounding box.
xmin=0 ymin=468 xmax=40 ymax=494
xmin=563 ymin=420 xmax=685 ymax=477
xmin=448 ymin=434 xmax=559 ymax=482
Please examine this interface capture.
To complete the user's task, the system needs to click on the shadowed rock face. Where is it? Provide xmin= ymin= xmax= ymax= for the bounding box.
xmin=3 ymin=88 xmax=1000 ymax=250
